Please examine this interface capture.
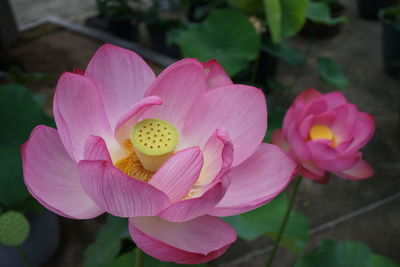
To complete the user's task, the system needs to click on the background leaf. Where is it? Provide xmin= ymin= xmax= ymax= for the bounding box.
xmin=263 ymin=40 xmax=305 ymax=66
xmin=306 ymin=2 xmax=348 ymax=25
xmin=84 ymin=215 xmax=130 ymax=267
xmin=0 ymin=211 xmax=30 ymax=246
xmin=223 ymin=193 xmax=310 ymax=253
xmin=264 ymin=0 xmax=307 ymax=42
xmin=317 ymin=57 xmax=349 ymax=89
xmin=177 ymin=9 xmax=261 ymax=76
xmin=294 ymin=239 xmax=398 ymax=267
xmin=264 ymin=0 xmax=281 ymax=42
xmin=0 ymin=84 xmax=53 ymax=206
xmin=227 ymin=0 xmax=263 ymax=14
xmin=280 ymin=0 xmax=308 ymax=39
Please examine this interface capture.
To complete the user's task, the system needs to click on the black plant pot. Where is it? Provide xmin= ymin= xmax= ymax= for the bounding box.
xmin=85 ymin=15 xmax=138 ymax=42
xmin=357 ymin=0 xmax=398 ymax=20
xmin=300 ymin=5 xmax=345 ymax=39
xmin=0 ymin=213 xmax=59 ymax=267
xmin=148 ymin=27 xmax=180 ymax=58
xmin=380 ymin=14 xmax=400 ymax=79
xmin=110 ymin=19 xmax=139 ymax=42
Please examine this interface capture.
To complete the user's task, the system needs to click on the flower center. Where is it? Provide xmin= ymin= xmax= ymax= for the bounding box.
xmin=130 ymin=118 xmax=179 ymax=172
xmin=309 ymin=124 xmax=336 ymax=146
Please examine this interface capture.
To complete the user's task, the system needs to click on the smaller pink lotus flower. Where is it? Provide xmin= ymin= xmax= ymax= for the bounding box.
xmin=272 ymin=88 xmax=375 ymax=184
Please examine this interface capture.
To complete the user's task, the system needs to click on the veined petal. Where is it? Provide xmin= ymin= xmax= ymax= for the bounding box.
xmin=143 ymin=58 xmax=207 ymax=132
xmin=209 ymin=143 xmax=296 ymax=217
xmin=334 ymin=158 xmax=375 ymax=180
xmin=149 ymin=147 xmax=204 ymax=202
xmin=202 ymin=59 xmax=233 ymax=90
xmin=129 ymin=216 xmax=236 ymax=264
xmin=114 ymin=96 xmax=162 ymax=145
xmin=197 ymin=128 xmax=234 ymax=186
xmin=315 ymin=153 xmax=360 ymax=172
xmin=53 ymin=72 xmax=115 ymax=162
xmin=342 ymin=112 xmax=375 ymax=156
xmin=79 ymin=136 xmax=170 ymax=217
xmin=85 ymin=44 xmax=156 ymax=128
xmin=181 ymin=84 xmax=267 ymax=166
xmin=294 ymin=88 xmax=322 ymax=105
xmin=22 ymin=126 xmax=104 ymax=219
xmin=158 ymin=182 xmax=225 ymax=222
xmin=320 ymin=91 xmax=348 ymax=109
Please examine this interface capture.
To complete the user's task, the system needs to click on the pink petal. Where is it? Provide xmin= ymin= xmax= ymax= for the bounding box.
xmin=198 ymin=128 xmax=234 ymax=186
xmin=149 ymin=147 xmax=204 ymax=202
xmin=315 ymin=153 xmax=360 ymax=172
xmin=298 ymin=115 xmax=315 ymax=139
xmin=83 ymin=136 xmax=112 ymax=161
xmin=79 ymin=137 xmax=170 ymax=217
xmin=286 ymin=125 xmax=312 ymax=161
xmin=320 ymin=91 xmax=348 ymax=109
xmin=299 ymin=163 xmax=325 ymax=180
xmin=294 ymin=88 xmax=321 ymax=105
xmin=73 ymin=68 xmax=85 ymax=75
xmin=342 ymin=112 xmax=375 ymax=156
xmin=271 ymin=129 xmax=289 ymax=152
xmin=129 ymin=216 xmax=236 ymax=264
xmin=300 ymin=98 xmax=328 ymax=119
xmin=181 ymin=84 xmax=267 ymax=166
xmin=335 ymin=158 xmax=375 ymax=180
xmin=158 ymin=182 xmax=225 ymax=222
xmin=209 ymin=143 xmax=296 ymax=217
xmin=142 ymin=58 xmax=207 ymax=132
xmin=330 ymin=104 xmax=358 ymax=143
xmin=53 ymin=72 xmax=115 ymax=162
xmin=313 ymin=110 xmax=337 ymax=127
xmin=202 ymin=59 xmax=233 ymax=90
xmin=114 ymin=96 xmax=162 ymax=144
xmin=307 ymin=139 xmax=338 ymax=160
xmin=22 ymin=126 xmax=104 ymax=219
xmin=85 ymin=44 xmax=156 ymax=128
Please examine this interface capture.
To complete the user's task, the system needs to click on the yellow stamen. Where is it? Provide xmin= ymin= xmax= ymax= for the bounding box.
xmin=309 ymin=124 xmax=337 ymax=146
xmin=130 ymin=118 xmax=179 ymax=172
xmin=115 ymin=152 xmax=154 ymax=182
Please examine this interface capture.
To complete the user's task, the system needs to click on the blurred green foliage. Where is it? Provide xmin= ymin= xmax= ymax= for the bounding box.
xmin=318 ymin=57 xmax=349 ymax=89
xmin=0 ymin=84 xmax=53 ymax=207
xmin=223 ymin=193 xmax=310 ymax=254
xmin=294 ymin=239 xmax=398 ymax=267
xmin=0 ymin=211 xmax=30 ymax=247
xmin=176 ymin=9 xmax=261 ymax=76
xmin=84 ymin=215 xmax=130 ymax=267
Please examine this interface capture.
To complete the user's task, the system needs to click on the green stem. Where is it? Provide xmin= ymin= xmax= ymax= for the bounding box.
xmin=16 ymin=245 xmax=32 ymax=267
xmin=266 ymin=176 xmax=303 ymax=267
xmin=135 ymin=247 xmax=145 ymax=267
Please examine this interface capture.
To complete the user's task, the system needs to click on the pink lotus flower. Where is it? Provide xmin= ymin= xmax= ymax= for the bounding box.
xmin=272 ymin=88 xmax=375 ymax=184
xmin=21 ymin=44 xmax=296 ymax=264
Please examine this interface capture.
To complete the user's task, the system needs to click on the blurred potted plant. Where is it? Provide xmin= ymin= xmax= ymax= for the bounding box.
xmin=357 ymin=0 xmax=398 ymax=20
xmin=86 ymin=0 xmax=140 ymax=41
xmin=380 ymin=5 xmax=400 ymax=78
xmin=301 ymin=0 xmax=348 ymax=38
xmin=144 ymin=2 xmax=184 ymax=58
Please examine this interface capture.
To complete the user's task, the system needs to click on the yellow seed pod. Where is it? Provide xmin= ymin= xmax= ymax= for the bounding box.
xmin=131 ymin=119 xmax=179 ymax=172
